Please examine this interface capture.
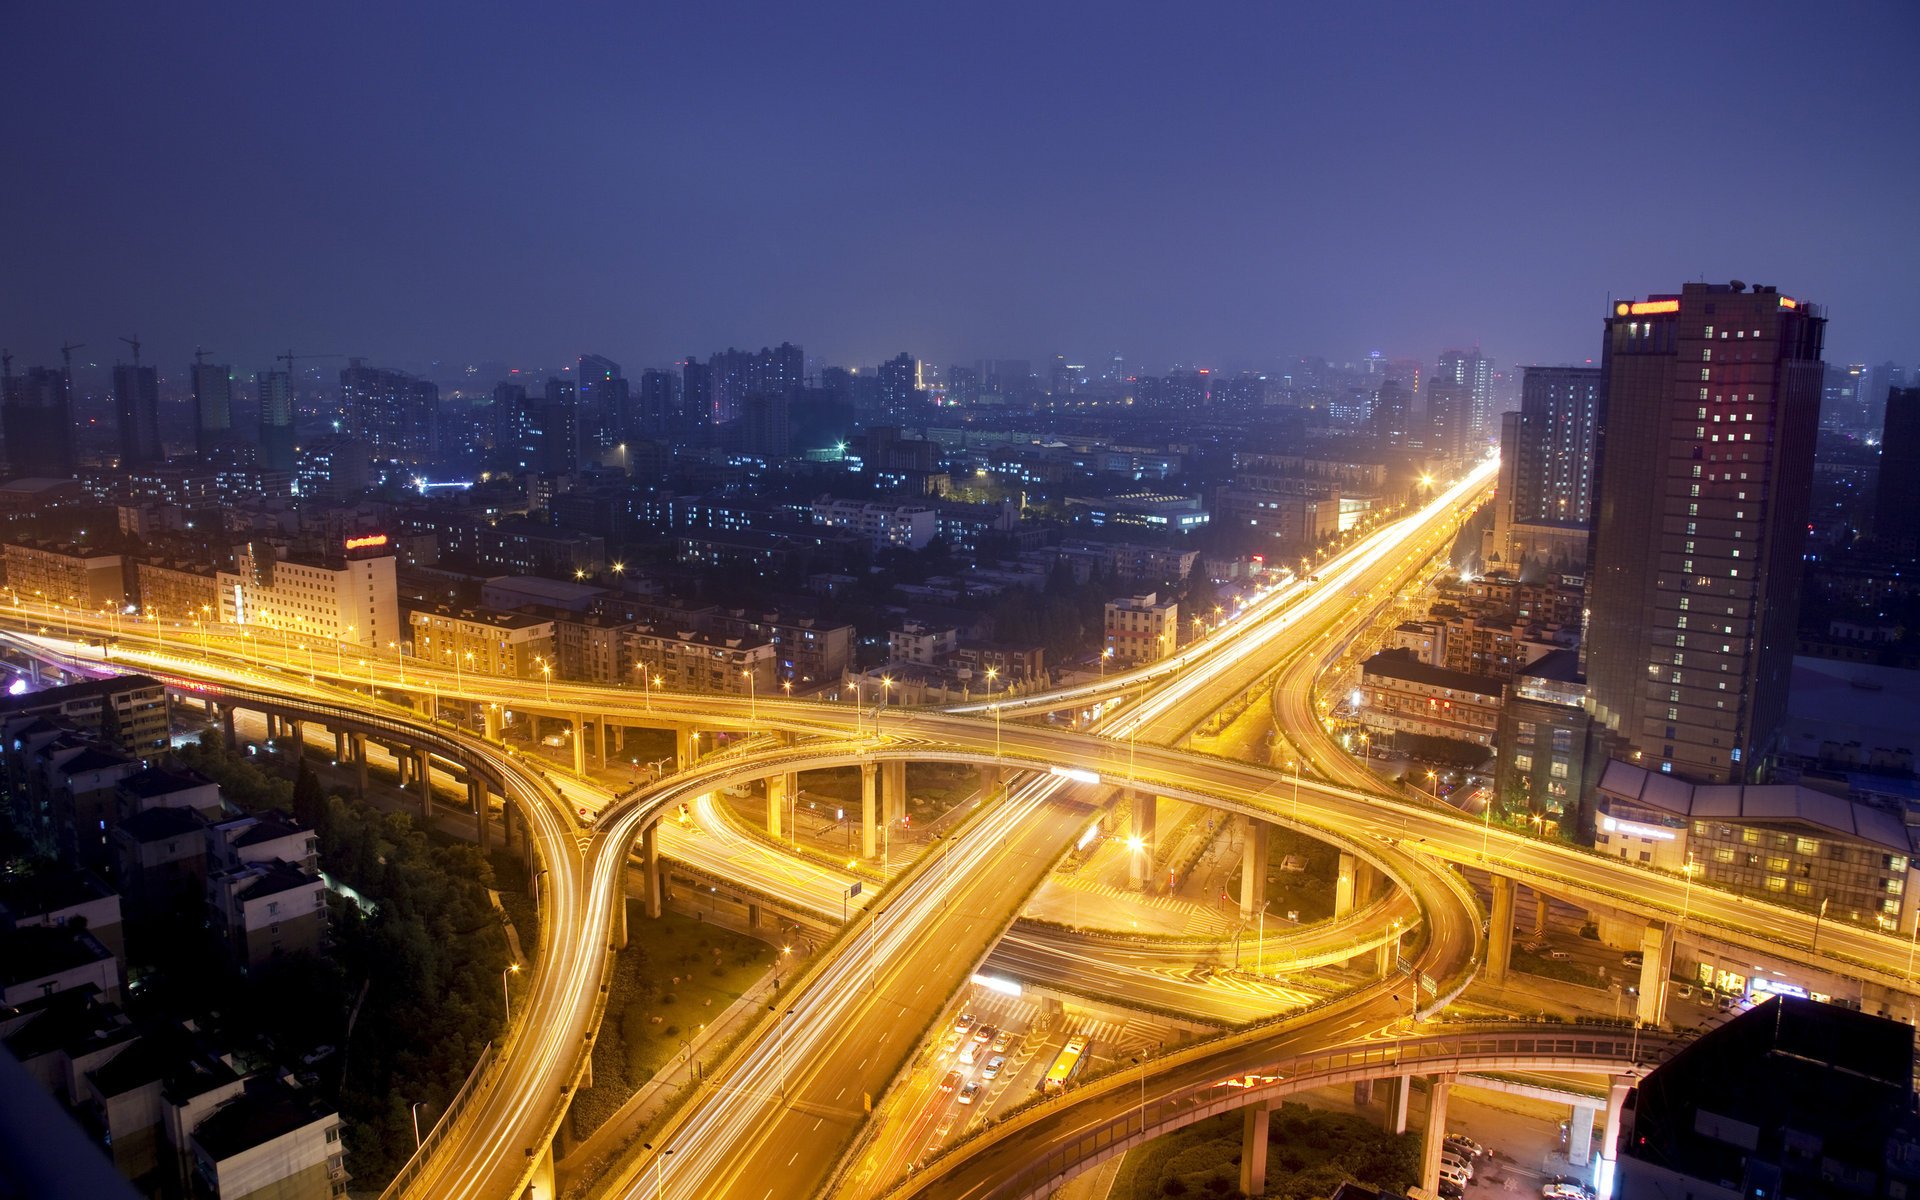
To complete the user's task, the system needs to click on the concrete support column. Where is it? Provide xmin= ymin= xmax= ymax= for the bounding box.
xmin=675 ymin=727 xmax=696 ymax=771
xmin=1128 ymin=791 xmax=1156 ymax=891
xmin=333 ymin=729 xmax=347 ymax=761
xmin=614 ymin=725 xmax=625 ymax=755
xmin=414 ymin=749 xmax=433 ymax=817
xmin=571 ymin=714 xmax=586 ymax=775
xmin=222 ymin=706 xmax=238 ymax=750
xmin=1239 ymin=1101 xmax=1271 ymax=1197
xmin=1636 ymin=921 xmax=1672 ymax=1027
xmin=766 ymin=773 xmax=788 ymax=839
xmin=1354 ymin=861 xmax=1377 ymax=907
xmin=979 ymin=764 xmax=1001 ymax=800
xmin=1239 ymin=817 xmax=1270 ymax=919
xmin=471 ymin=780 xmax=490 ymax=849
xmin=1568 ymin=1103 xmax=1597 ymax=1167
xmin=1420 ymin=1075 xmax=1454 ymax=1196
xmin=883 ymin=760 xmax=906 ymax=828
xmin=613 ymin=877 xmax=629 ymax=949
xmin=1533 ymin=893 xmax=1551 ymax=936
xmin=350 ymin=733 xmax=367 ymax=795
xmin=860 ymin=762 xmax=878 ymax=859
xmin=640 ymin=821 xmax=662 ymax=919
xmin=1487 ymin=874 xmax=1516 ymax=984
xmin=1384 ymin=1074 xmax=1412 ymax=1135
xmin=285 ymin=721 xmax=302 ymax=757
xmin=595 ymin=717 xmax=607 ymax=770
xmin=1335 ymin=851 xmax=1358 ymax=918
xmin=483 ymin=705 xmax=501 ymax=740
xmin=263 ymin=713 xmax=276 ymax=741
xmin=1601 ymin=1074 xmax=1634 ymax=1166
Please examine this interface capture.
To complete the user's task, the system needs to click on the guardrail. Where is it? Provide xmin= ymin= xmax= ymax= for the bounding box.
xmin=378 ymin=1042 xmax=496 ymax=1200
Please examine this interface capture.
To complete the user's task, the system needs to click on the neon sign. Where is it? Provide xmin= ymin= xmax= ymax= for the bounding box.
xmin=344 ymin=534 xmax=390 ymax=550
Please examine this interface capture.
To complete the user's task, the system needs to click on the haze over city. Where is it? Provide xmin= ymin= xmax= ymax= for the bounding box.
xmin=4 ymin=2 xmax=1918 ymax=372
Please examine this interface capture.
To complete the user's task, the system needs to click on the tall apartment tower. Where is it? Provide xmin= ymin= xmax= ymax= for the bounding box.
xmin=191 ymin=360 xmax=234 ymax=455
xmin=1487 ymin=366 xmax=1601 ymax=572
xmin=1585 ymin=283 xmax=1825 ymax=783
xmin=1876 ymin=386 xmax=1920 ymax=556
xmin=113 ymin=362 xmax=163 ymax=466
xmin=341 ymin=361 xmax=438 ymax=466
xmin=1436 ymin=348 xmax=1496 ymax=451
xmin=2 ymin=365 xmax=75 ymax=477
xmin=257 ymin=370 xmax=295 ymax=470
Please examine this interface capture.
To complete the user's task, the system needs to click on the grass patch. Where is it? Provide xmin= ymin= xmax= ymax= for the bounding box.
xmin=1112 ymin=1101 xmax=1419 ymax=1200
xmin=570 ymin=906 xmax=777 ymax=1137
xmin=1511 ymin=948 xmax=1607 ymax=989
xmin=1224 ymin=825 xmax=1339 ymax=924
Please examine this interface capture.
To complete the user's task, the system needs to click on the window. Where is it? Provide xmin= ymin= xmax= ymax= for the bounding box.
xmin=1714 ymin=847 xmax=1736 ymax=864
xmin=1795 ymin=837 xmax=1820 ymax=855
xmin=1765 ymin=877 xmax=1786 ymax=892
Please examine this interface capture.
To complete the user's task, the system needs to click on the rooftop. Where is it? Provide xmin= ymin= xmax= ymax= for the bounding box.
xmin=1599 ymin=760 xmax=1911 ymax=854
xmin=0 ymin=674 xmax=163 ymax=714
xmin=192 ymin=1080 xmax=336 ymax=1161
xmin=1360 ymin=648 xmax=1504 ymax=698
xmin=0 ymin=924 xmax=112 ymax=987
xmin=117 ymin=805 xmax=209 ymax=844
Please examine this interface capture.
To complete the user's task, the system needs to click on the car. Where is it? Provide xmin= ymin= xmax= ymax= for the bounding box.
xmin=1542 ymin=1183 xmax=1593 ymax=1200
xmin=1440 ymin=1150 xmax=1474 ymax=1179
xmin=1438 ymin=1164 xmax=1469 ymax=1189
xmin=973 ymin=1023 xmax=996 ymax=1044
xmin=990 ymin=1029 xmax=1016 ymax=1053
xmin=982 ymin=1055 xmax=1005 ymax=1079
xmin=938 ymin=1070 xmax=961 ymax=1092
xmin=1444 ymin=1134 xmax=1485 ymax=1159
xmin=1547 ymin=949 xmax=1572 ymax=960
xmin=1718 ymin=995 xmax=1739 ymax=1012
xmin=1676 ymin=984 xmax=1694 ymax=999
xmin=1437 ymin=1182 xmax=1465 ymax=1200
xmin=1621 ymin=951 xmax=1644 ymax=967
xmin=957 ymin=1080 xmax=982 ymax=1105
xmin=953 ymin=1012 xmax=975 ymax=1034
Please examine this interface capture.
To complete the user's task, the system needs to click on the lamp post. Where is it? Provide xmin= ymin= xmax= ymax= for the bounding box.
xmin=1426 ymin=770 xmax=1439 ymax=803
xmin=1811 ymin=895 xmax=1830 ymax=954
xmin=1480 ymin=792 xmax=1494 ymax=861
xmin=642 ymin=1144 xmax=674 ymax=1200
xmin=411 ymin=1100 xmax=426 ymax=1149
xmin=744 ymin=667 xmax=756 ymax=722
xmin=1679 ymin=852 xmax=1698 ymax=925
xmin=880 ymin=675 xmax=893 ymax=732
xmin=1289 ymin=760 xmax=1300 ymax=824
xmin=502 ymin=962 xmax=520 ymax=1020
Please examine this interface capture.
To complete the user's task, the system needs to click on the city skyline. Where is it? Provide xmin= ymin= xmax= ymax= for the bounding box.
xmin=4 ymin=4 xmax=1917 ymax=372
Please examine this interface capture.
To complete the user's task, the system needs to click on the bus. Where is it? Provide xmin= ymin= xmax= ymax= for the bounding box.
xmin=1041 ymin=1035 xmax=1092 ymax=1094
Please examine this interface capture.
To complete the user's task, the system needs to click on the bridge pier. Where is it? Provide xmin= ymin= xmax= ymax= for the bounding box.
xmin=350 ymin=733 xmax=367 ymax=794
xmin=1128 ymin=791 xmax=1156 ymax=891
xmin=483 ymin=704 xmax=500 ymax=740
xmin=222 ymin=705 xmax=237 ymax=750
xmin=470 ymin=778 xmax=490 ymax=849
xmin=1239 ymin=1100 xmax=1271 ymax=1197
xmin=979 ymin=763 xmax=1000 ymax=800
xmin=766 ymin=773 xmax=792 ymax=839
xmin=1383 ymin=1073 xmax=1411 ymax=1135
xmin=860 ymin=762 xmax=879 ymax=859
xmin=883 ymin=760 xmax=906 ymax=828
xmin=1335 ymin=851 xmax=1357 ymax=918
xmin=414 ymin=748 xmax=433 ymax=818
xmin=1239 ymin=816 xmax=1269 ymax=919
xmin=595 ymin=717 xmax=607 ymax=770
xmin=675 ymin=727 xmax=697 ymax=770
xmin=1601 ymin=1074 xmax=1633 ymax=1167
xmin=1420 ymin=1074 xmax=1454 ymax=1196
xmin=613 ymin=874 xmax=629 ymax=949
xmin=1487 ymin=874 xmax=1515 ymax=984
xmin=571 ymin=714 xmax=586 ymax=774
xmin=1533 ymin=892 xmax=1551 ymax=937
xmin=333 ymin=729 xmax=347 ymax=761
xmin=1636 ymin=921 xmax=1672 ymax=1027
xmin=640 ymin=821 xmax=662 ymax=918
xmin=1568 ymin=1102 xmax=1597 ymax=1166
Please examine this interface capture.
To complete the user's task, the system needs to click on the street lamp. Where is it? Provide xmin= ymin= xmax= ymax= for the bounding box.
xmin=1426 ymin=770 xmax=1439 ymax=803
xmin=502 ymin=962 xmax=521 ymax=1021
xmin=411 ymin=1100 xmax=426 ymax=1149
xmin=880 ymin=675 xmax=893 ymax=732
xmin=1811 ymin=895 xmax=1830 ymax=954
xmin=642 ymin=1143 xmax=674 ymax=1200
xmin=1680 ymin=852 xmax=1698 ymax=925
xmin=743 ymin=667 xmax=756 ymax=722
xmin=1289 ymin=760 xmax=1300 ymax=824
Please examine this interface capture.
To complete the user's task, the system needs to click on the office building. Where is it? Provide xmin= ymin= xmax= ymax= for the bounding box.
xmin=1423 ymin=377 xmax=1473 ymax=460
xmin=2 ymin=365 xmax=76 ymax=477
xmin=1585 ymin=282 xmax=1825 ymax=783
xmin=256 ymin=369 xmax=295 ymax=471
xmin=578 ymin=352 xmax=627 ymax=421
xmin=341 ymin=361 xmax=438 ymax=466
xmin=1435 ymin=347 xmax=1495 ymax=450
xmin=407 ymin=602 xmax=555 ymax=679
xmin=216 ymin=538 xmax=400 ymax=647
xmin=113 ymin=363 xmax=163 ymax=467
xmin=1877 ymin=386 xmax=1920 ymax=553
xmin=1616 ymin=997 xmax=1918 ymax=1199
xmin=191 ymin=361 xmax=233 ymax=456
xmin=1487 ymin=366 xmax=1602 ymax=572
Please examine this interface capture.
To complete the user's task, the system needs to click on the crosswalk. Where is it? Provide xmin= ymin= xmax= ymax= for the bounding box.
xmin=1030 ymin=875 xmax=1243 ymax=937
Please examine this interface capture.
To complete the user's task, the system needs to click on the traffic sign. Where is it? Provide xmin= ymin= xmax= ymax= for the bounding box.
xmin=1420 ymin=972 xmax=1436 ymax=996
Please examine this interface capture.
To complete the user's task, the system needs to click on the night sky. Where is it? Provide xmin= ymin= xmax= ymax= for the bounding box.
xmin=4 ymin=2 xmax=1917 ymax=377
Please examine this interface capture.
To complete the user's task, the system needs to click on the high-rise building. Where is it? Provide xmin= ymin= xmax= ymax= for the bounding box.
xmin=637 ymin=369 xmax=678 ymax=434
xmin=257 ymin=370 xmax=295 ymax=471
xmin=946 ymin=364 xmax=980 ymax=406
xmin=536 ymin=378 xmax=580 ymax=473
xmin=1487 ymin=366 xmax=1601 ymax=572
xmin=1876 ymin=386 xmax=1920 ymax=554
xmin=878 ymin=352 xmax=923 ymax=417
xmin=681 ymin=359 xmax=714 ymax=433
xmin=739 ymin=392 xmax=791 ymax=458
xmin=491 ymin=381 xmax=531 ymax=464
xmin=1861 ymin=361 xmax=1906 ymax=433
xmin=341 ymin=361 xmax=438 ymax=466
xmin=112 ymin=363 xmax=163 ymax=466
xmin=1822 ymin=362 xmax=1866 ymax=429
xmin=2 ymin=365 xmax=75 ymax=477
xmin=1585 ymin=282 xmax=1825 ymax=783
xmin=190 ymin=361 xmax=233 ymax=456
xmin=1423 ymin=376 xmax=1473 ymax=459
xmin=1435 ymin=348 xmax=1495 ymax=452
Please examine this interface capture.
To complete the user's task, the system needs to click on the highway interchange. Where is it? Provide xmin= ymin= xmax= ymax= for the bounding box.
xmin=9 ymin=454 xmax=1920 ymax=1199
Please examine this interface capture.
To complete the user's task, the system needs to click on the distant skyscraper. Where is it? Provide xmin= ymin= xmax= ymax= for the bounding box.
xmin=1487 ymin=366 xmax=1602 ymax=572
xmin=739 ymin=392 xmax=791 ymax=458
xmin=1436 ymin=348 xmax=1495 ymax=451
xmin=191 ymin=360 xmax=234 ymax=455
xmin=1860 ymin=361 xmax=1904 ymax=433
xmin=681 ymin=359 xmax=714 ymax=433
xmin=1369 ymin=377 xmax=1411 ymax=444
xmin=1585 ymin=282 xmax=1825 ymax=782
xmin=1821 ymin=363 xmax=1865 ymax=429
xmin=491 ymin=381 xmax=531 ymax=465
xmin=878 ymin=352 xmax=923 ymax=417
xmin=1423 ymin=376 xmax=1472 ymax=459
xmin=990 ymin=359 xmax=1031 ymax=400
xmin=113 ymin=362 xmax=163 ymax=466
xmin=637 ymin=369 xmax=678 ymax=435
xmin=2 ymin=364 xmax=75 ymax=477
xmin=1876 ymin=386 xmax=1920 ymax=554
xmin=537 ymin=378 xmax=580 ymax=473
xmin=341 ymin=361 xmax=438 ymax=466
xmin=257 ymin=369 xmax=295 ymax=471
xmin=946 ymin=364 xmax=980 ymax=406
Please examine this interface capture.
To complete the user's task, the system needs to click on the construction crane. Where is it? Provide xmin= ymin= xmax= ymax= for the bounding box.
xmin=119 ymin=335 xmax=141 ymax=366
xmin=59 ymin=341 xmax=85 ymax=372
xmin=275 ymin=349 xmax=346 ymax=375
xmin=193 ymin=347 xmax=213 ymax=368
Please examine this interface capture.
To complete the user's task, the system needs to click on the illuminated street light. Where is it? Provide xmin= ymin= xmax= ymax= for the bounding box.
xmin=502 ymin=962 xmax=521 ymax=1020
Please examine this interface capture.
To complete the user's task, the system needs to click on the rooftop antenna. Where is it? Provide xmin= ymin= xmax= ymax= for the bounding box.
xmin=118 ymin=335 xmax=141 ymax=366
